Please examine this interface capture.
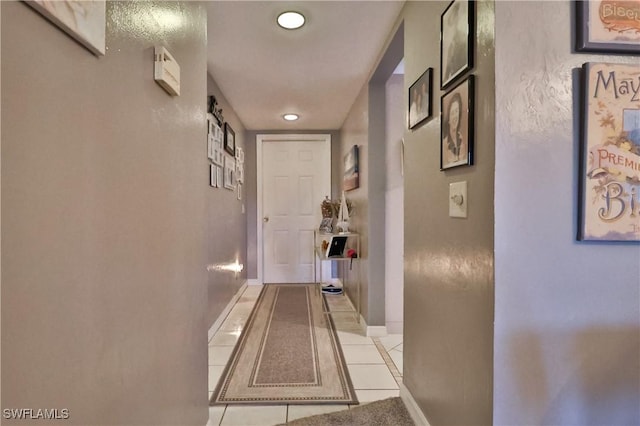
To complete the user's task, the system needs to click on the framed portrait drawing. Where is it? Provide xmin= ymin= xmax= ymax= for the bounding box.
xmin=343 ymin=145 xmax=360 ymax=191
xmin=578 ymin=62 xmax=640 ymax=241
xmin=224 ymin=122 xmax=236 ymax=156
xmin=440 ymin=75 xmax=474 ymax=170
xmin=575 ymin=1 xmax=640 ymax=54
xmin=440 ymin=0 xmax=475 ymax=89
xmin=409 ymin=68 xmax=433 ymax=129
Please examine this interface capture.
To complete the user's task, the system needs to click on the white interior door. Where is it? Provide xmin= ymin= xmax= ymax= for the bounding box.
xmin=260 ymin=135 xmax=331 ymax=283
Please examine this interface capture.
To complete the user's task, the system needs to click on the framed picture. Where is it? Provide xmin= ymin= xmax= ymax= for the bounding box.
xmin=578 ymin=62 xmax=640 ymax=241
xmin=440 ymin=75 xmax=474 ymax=170
xmin=343 ymin=145 xmax=360 ymax=191
xmin=209 ymin=164 xmax=218 ymax=188
xmin=224 ymin=122 xmax=236 ymax=156
xmin=26 ymin=1 xmax=106 ymax=56
xmin=440 ymin=0 xmax=475 ymax=89
xmin=409 ymin=68 xmax=433 ymax=129
xmin=216 ymin=165 xmax=223 ymax=188
xmin=575 ymin=1 xmax=640 ymax=54
xmin=224 ymin=156 xmax=236 ymax=190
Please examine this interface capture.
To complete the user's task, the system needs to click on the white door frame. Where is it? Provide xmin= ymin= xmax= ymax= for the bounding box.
xmin=256 ymin=134 xmax=331 ymax=285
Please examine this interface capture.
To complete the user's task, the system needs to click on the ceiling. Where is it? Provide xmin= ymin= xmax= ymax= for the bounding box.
xmin=206 ymin=1 xmax=405 ymax=131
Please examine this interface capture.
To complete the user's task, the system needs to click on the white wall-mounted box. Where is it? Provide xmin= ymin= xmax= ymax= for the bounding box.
xmin=154 ymin=46 xmax=180 ymax=96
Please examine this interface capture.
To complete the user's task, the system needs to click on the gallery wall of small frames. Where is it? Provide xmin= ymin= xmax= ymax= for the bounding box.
xmin=207 ymin=95 xmax=244 ymax=200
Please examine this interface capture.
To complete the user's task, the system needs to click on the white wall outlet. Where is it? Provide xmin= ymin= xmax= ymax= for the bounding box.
xmin=449 ymin=181 xmax=467 ymax=218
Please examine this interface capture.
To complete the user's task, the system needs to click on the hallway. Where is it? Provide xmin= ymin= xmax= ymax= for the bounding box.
xmin=206 ymin=285 xmax=403 ymax=426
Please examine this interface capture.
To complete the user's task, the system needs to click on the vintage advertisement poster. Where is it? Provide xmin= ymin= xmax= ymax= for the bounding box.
xmin=588 ymin=0 xmax=640 ymax=45
xmin=580 ymin=62 xmax=640 ymax=241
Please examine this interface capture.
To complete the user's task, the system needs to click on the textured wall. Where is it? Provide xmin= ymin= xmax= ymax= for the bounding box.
xmin=494 ymin=2 xmax=640 ymax=424
xmin=385 ymin=73 xmax=405 ymax=333
xmin=206 ymin=75 xmax=247 ymax=326
xmin=402 ymin=1 xmax=495 ymax=424
xmin=339 ymin=86 xmax=372 ymax=321
xmin=2 ymin=2 xmax=208 ymax=424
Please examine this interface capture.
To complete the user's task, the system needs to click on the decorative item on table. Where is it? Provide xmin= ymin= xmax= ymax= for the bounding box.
xmin=335 ymin=191 xmax=350 ymax=233
xmin=319 ymin=196 xmax=334 ymax=233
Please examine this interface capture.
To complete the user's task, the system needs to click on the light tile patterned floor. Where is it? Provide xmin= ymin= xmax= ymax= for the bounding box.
xmin=207 ymin=285 xmax=404 ymax=426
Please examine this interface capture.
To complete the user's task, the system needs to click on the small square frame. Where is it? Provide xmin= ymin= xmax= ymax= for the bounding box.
xmin=224 ymin=122 xmax=236 ymax=156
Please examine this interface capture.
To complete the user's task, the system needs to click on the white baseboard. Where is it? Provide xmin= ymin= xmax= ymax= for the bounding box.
xmin=365 ymin=325 xmax=388 ymax=337
xmin=400 ymin=383 xmax=431 ymax=426
xmin=357 ymin=314 xmax=388 ymax=337
xmin=207 ymin=281 xmax=248 ymax=342
xmin=247 ymin=279 xmax=261 ymax=286
xmin=386 ymin=321 xmax=403 ymax=334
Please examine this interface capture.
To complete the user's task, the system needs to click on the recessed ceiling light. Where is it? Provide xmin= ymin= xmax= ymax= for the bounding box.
xmin=283 ymin=114 xmax=299 ymax=121
xmin=277 ymin=11 xmax=305 ymax=30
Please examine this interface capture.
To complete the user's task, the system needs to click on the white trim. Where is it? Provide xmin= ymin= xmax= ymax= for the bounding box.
xmin=357 ymin=314 xmax=388 ymax=337
xmin=256 ymin=134 xmax=331 ymax=284
xmin=365 ymin=326 xmax=388 ymax=337
xmin=207 ymin=281 xmax=248 ymax=342
xmin=386 ymin=321 xmax=403 ymax=334
xmin=247 ymin=279 xmax=262 ymax=286
xmin=400 ymin=383 xmax=431 ymax=426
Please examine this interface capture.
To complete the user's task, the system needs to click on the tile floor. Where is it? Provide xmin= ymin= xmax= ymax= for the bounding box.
xmin=207 ymin=285 xmax=404 ymax=426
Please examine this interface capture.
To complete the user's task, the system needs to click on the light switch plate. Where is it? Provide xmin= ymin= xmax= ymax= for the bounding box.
xmin=449 ymin=181 xmax=467 ymax=218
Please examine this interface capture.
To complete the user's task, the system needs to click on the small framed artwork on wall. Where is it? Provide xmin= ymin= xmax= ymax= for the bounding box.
xmin=224 ymin=122 xmax=236 ymax=156
xmin=440 ymin=75 xmax=474 ymax=170
xmin=440 ymin=0 xmax=475 ymax=89
xmin=343 ymin=145 xmax=360 ymax=191
xmin=575 ymin=1 xmax=640 ymax=54
xmin=408 ymin=68 xmax=433 ymax=129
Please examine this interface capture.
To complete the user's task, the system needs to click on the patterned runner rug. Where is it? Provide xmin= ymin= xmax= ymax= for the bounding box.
xmin=210 ymin=284 xmax=358 ymax=405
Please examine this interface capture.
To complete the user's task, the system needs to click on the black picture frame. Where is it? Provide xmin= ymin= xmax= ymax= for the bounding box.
xmin=575 ymin=1 xmax=640 ymax=54
xmin=408 ymin=68 xmax=433 ymax=129
xmin=224 ymin=122 xmax=235 ymax=156
xmin=343 ymin=145 xmax=360 ymax=191
xmin=440 ymin=0 xmax=475 ymax=89
xmin=440 ymin=75 xmax=474 ymax=170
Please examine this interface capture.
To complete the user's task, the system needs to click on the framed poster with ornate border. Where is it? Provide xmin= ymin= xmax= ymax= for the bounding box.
xmin=343 ymin=145 xmax=360 ymax=191
xmin=575 ymin=0 xmax=640 ymax=54
xmin=578 ymin=62 xmax=640 ymax=241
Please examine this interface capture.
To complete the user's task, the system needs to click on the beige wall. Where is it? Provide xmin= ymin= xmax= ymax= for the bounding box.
xmin=493 ymin=2 xmax=640 ymax=424
xmin=340 ymin=2 xmax=495 ymax=421
xmin=206 ymin=75 xmax=247 ymax=326
xmin=402 ymin=1 xmax=495 ymax=424
xmin=2 ymin=2 xmax=209 ymax=424
xmin=339 ymin=86 xmax=372 ymax=321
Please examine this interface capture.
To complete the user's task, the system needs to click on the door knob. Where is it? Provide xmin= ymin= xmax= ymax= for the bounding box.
xmin=263 ymin=216 xmax=269 ymax=223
